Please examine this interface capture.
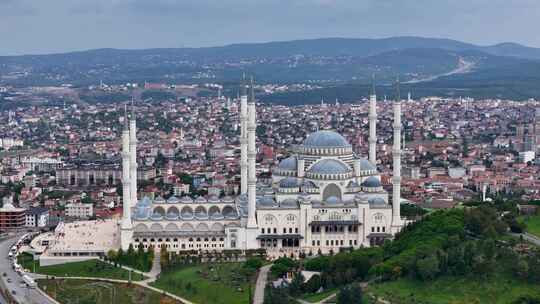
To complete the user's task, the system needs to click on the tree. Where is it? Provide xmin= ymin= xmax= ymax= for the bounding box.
xmin=337 ymin=285 xmax=362 ymax=304
xmin=270 ymin=263 xmax=289 ymax=278
xmin=416 ymin=255 xmax=440 ymax=281
xmin=160 ymin=245 xmax=170 ymax=270
xmin=514 ymin=259 xmax=529 ymax=281
xmin=288 ymin=272 xmax=304 ymax=296
xmin=303 ymin=274 xmax=321 ymax=293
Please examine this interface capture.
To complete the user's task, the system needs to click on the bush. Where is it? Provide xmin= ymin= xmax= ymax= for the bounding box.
xmin=302 ymin=274 xmax=321 ymax=293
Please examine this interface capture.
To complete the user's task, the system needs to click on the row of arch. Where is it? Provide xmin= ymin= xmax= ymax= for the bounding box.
xmin=149 ymin=205 xmax=238 ymax=220
xmin=153 ymin=196 xmax=235 ymax=204
xmin=134 ymin=222 xmax=224 ymax=232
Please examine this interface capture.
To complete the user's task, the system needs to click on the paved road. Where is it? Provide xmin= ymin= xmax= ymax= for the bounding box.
xmin=0 ymin=234 xmax=56 ymax=304
xmin=253 ymin=264 xmax=271 ymax=304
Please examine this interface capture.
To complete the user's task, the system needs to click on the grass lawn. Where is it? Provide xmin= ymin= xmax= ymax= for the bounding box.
xmin=151 ymin=263 xmax=255 ymax=304
xmin=38 ymin=279 xmax=180 ymax=304
xmin=18 ymin=253 xmax=145 ymax=281
xmin=368 ymin=273 xmax=540 ymax=304
xmin=300 ymin=288 xmax=337 ymax=303
xmin=519 ymin=215 xmax=540 ymax=238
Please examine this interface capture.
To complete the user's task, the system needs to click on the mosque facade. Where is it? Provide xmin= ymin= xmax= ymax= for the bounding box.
xmin=120 ymin=80 xmax=405 ymax=255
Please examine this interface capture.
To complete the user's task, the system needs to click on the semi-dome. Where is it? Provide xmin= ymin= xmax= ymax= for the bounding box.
xmin=279 ymin=177 xmax=299 ymax=188
xmin=308 ymin=159 xmax=351 ymax=175
xmin=302 ymin=180 xmax=318 ymax=188
xmin=278 ymin=156 xmax=297 ymax=170
xmin=362 ymin=176 xmax=382 ymax=188
xmin=303 ymin=130 xmax=350 ymax=148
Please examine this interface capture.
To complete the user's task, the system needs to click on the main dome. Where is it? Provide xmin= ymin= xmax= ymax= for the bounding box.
xmin=303 ymin=130 xmax=350 ymax=148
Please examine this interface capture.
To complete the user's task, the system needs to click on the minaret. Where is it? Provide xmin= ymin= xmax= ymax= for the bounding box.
xmin=240 ymin=75 xmax=248 ymax=195
xmin=129 ymin=102 xmax=138 ymax=208
xmin=121 ymin=106 xmax=133 ymax=250
xmin=247 ymin=77 xmax=258 ymax=228
xmin=392 ymin=78 xmax=402 ymax=227
xmin=368 ymin=76 xmax=377 ymax=164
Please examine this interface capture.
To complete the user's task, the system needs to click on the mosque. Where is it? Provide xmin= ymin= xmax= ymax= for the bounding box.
xmin=120 ymin=79 xmax=405 ymax=256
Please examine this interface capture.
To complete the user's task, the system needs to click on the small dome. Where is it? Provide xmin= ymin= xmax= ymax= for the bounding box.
xmin=309 ymin=159 xmax=351 ymax=175
xmin=279 ymin=177 xmax=299 ymax=188
xmin=359 ymin=158 xmax=377 ymax=171
xmin=180 ymin=196 xmax=193 ymax=204
xmin=368 ymin=197 xmax=386 ymax=205
xmin=208 ymin=195 xmax=220 ymax=203
xmin=167 ymin=196 xmax=180 ymax=204
xmin=303 ymin=130 xmax=350 ymax=148
xmin=137 ymin=196 xmax=152 ymax=207
xmin=362 ymin=176 xmax=382 ymax=188
xmin=154 ymin=196 xmax=166 ymax=204
xmin=195 ymin=196 xmax=207 ymax=203
xmin=222 ymin=196 xmax=234 ymax=203
xmin=278 ymin=156 xmax=297 ymax=171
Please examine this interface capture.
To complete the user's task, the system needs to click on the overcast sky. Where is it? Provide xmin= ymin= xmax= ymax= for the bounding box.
xmin=1 ymin=0 xmax=539 ymax=55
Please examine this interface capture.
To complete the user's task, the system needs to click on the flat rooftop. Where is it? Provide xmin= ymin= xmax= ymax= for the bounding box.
xmin=33 ymin=219 xmax=120 ymax=255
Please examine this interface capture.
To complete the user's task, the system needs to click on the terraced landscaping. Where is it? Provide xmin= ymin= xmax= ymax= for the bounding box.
xmin=38 ymin=279 xmax=180 ymax=304
xmin=151 ymin=263 xmax=255 ymax=304
xmin=18 ymin=253 xmax=145 ymax=281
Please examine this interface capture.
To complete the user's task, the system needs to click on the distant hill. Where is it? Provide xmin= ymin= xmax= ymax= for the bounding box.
xmin=1 ymin=36 xmax=540 ymax=102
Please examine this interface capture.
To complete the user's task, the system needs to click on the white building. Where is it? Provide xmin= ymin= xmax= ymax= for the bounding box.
xmin=25 ymin=207 xmax=49 ymax=228
xmin=120 ymin=79 xmax=406 ymax=255
xmin=65 ymin=203 xmax=93 ymax=219
xmin=519 ymin=151 xmax=535 ymax=163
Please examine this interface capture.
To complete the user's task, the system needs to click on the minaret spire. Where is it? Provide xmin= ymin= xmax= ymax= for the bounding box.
xmin=368 ymin=75 xmax=377 ymax=165
xmin=392 ymin=76 xmax=402 ymax=228
xmin=120 ymin=102 xmax=133 ymax=250
xmin=240 ymin=75 xmax=248 ymax=195
xmin=247 ymin=76 xmax=258 ymax=229
xmin=129 ymin=100 xmax=138 ymax=211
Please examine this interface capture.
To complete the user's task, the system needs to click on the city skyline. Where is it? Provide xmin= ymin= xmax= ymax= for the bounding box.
xmin=1 ymin=0 xmax=540 ymax=55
